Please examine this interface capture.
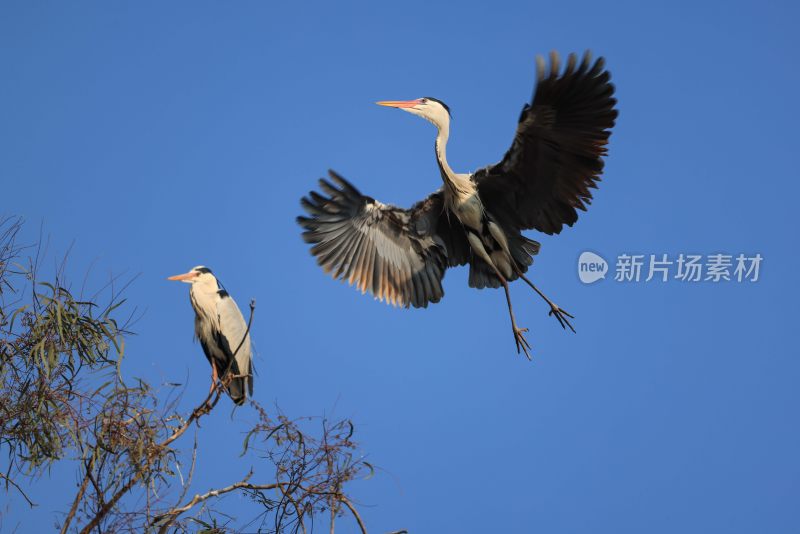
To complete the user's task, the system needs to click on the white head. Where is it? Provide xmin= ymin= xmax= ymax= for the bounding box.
xmin=167 ymin=265 xmax=218 ymax=292
xmin=377 ymin=97 xmax=451 ymax=131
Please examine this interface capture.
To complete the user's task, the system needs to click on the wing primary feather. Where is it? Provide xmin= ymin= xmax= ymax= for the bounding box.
xmin=476 ymin=50 xmax=617 ymax=235
xmin=298 ymin=172 xmax=471 ymax=308
xmin=549 ymin=50 xmax=560 ymax=78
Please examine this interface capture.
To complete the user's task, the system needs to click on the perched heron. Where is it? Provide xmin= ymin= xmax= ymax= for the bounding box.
xmin=298 ymin=51 xmax=617 ymax=359
xmin=168 ymin=266 xmax=253 ymax=404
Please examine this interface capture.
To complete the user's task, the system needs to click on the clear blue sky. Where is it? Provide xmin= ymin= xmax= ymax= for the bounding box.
xmin=2 ymin=1 xmax=798 ymax=532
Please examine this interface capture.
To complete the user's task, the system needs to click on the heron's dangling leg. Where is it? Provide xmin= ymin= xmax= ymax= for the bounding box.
xmin=209 ymin=360 xmax=219 ymax=394
xmin=497 ymin=273 xmax=532 ymax=360
xmin=515 ymin=270 xmax=576 ymax=333
xmin=467 ymin=232 xmax=532 ymax=359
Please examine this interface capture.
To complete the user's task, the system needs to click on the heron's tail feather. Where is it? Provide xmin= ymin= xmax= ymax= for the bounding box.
xmin=226 ymin=374 xmax=253 ymax=406
xmin=468 ymin=235 xmax=540 ymax=289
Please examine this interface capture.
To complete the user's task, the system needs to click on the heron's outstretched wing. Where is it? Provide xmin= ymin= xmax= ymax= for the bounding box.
xmin=475 ymin=51 xmax=618 ymax=235
xmin=297 ymin=170 xmax=469 ymax=308
xmin=215 ymin=291 xmax=253 ymax=403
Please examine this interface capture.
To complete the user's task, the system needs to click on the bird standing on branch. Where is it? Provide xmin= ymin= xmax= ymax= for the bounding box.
xmin=298 ymin=51 xmax=617 ymax=359
xmin=168 ymin=266 xmax=253 ymax=404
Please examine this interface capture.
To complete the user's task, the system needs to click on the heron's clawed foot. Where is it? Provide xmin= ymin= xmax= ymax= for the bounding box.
xmin=194 ymin=401 xmax=212 ymax=418
xmin=513 ymin=326 xmax=532 ymax=360
xmin=548 ymin=305 xmax=576 ymax=333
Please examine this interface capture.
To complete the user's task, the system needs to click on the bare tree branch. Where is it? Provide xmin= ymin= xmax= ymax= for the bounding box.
xmin=60 ymin=455 xmax=94 ymax=534
xmin=154 ymin=471 xmax=265 ymax=531
xmin=340 ymin=496 xmax=367 ymax=534
xmin=0 ymin=472 xmax=35 ymax=508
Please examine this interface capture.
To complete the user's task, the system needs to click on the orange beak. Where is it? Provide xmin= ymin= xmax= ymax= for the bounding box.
xmin=167 ymin=271 xmax=198 ymax=281
xmin=376 ymin=99 xmax=423 ymax=109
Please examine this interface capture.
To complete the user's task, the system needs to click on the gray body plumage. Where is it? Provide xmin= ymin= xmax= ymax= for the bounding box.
xmin=298 ymin=51 xmax=616 ymax=310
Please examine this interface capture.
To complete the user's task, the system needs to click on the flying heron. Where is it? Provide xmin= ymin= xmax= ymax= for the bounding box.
xmin=297 ymin=51 xmax=617 ymax=359
xmin=168 ymin=266 xmax=253 ymax=404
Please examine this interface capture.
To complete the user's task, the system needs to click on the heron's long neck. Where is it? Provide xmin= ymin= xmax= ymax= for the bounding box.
xmin=435 ymin=123 xmax=474 ymax=202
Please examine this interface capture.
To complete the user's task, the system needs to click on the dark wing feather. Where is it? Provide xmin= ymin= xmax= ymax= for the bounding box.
xmin=216 ymin=293 xmax=252 ymax=405
xmin=475 ymin=51 xmax=618 ymax=235
xmin=297 ymin=170 xmax=469 ymax=309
